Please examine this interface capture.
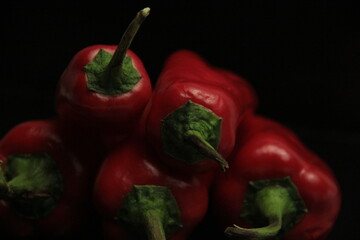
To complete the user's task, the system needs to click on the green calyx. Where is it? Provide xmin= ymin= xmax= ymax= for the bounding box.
xmin=85 ymin=50 xmax=141 ymax=95
xmin=116 ymin=185 xmax=182 ymax=240
xmin=0 ymin=153 xmax=63 ymax=219
xmin=161 ymin=100 xmax=229 ymax=171
xmin=84 ymin=8 xmax=150 ymax=96
xmin=225 ymin=177 xmax=307 ymax=239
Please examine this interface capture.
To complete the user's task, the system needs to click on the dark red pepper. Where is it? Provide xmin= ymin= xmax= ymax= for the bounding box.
xmin=56 ymin=8 xmax=152 ymax=150
xmin=156 ymin=49 xmax=258 ymax=112
xmin=93 ymin=123 xmax=210 ymax=240
xmin=144 ymin=50 xmax=257 ymax=173
xmin=0 ymin=119 xmax=91 ymax=238
xmin=212 ymin=115 xmax=341 ymax=240
xmin=214 ymin=67 xmax=258 ymax=112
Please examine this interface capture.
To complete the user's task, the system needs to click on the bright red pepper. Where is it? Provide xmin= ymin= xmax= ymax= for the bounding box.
xmin=144 ymin=50 xmax=257 ymax=173
xmin=211 ymin=115 xmax=341 ymax=240
xmin=0 ymin=119 xmax=92 ymax=238
xmin=55 ymin=8 xmax=152 ymax=150
xmin=93 ymin=124 xmax=210 ymax=240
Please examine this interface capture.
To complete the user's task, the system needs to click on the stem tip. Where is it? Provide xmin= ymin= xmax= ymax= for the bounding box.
xmin=141 ymin=7 xmax=151 ymax=17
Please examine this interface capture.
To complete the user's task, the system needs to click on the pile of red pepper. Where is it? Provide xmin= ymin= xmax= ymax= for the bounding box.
xmin=0 ymin=8 xmax=341 ymax=240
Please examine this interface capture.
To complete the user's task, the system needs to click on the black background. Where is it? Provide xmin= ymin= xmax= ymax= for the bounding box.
xmin=3 ymin=0 xmax=360 ymax=239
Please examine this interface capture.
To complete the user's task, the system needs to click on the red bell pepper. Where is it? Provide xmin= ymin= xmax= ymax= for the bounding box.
xmin=55 ymin=8 xmax=152 ymax=150
xmin=214 ymin=67 xmax=258 ymax=112
xmin=144 ymin=50 xmax=257 ymax=173
xmin=93 ymin=125 xmax=210 ymax=240
xmin=156 ymin=49 xmax=258 ymax=111
xmin=212 ymin=115 xmax=341 ymax=240
xmin=0 ymin=119 xmax=91 ymax=238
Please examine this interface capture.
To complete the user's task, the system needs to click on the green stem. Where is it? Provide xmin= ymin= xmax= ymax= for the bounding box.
xmin=103 ymin=7 xmax=150 ymax=84
xmin=185 ymin=132 xmax=229 ymax=171
xmin=225 ymin=216 xmax=282 ymax=239
xmin=117 ymin=185 xmax=182 ymax=239
xmin=161 ymin=101 xmax=224 ymax=169
xmin=143 ymin=210 xmax=167 ymax=240
xmin=224 ymin=185 xmax=296 ymax=239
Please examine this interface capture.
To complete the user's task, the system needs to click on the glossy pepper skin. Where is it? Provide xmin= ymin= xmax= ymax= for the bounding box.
xmin=56 ymin=8 xmax=152 ymax=150
xmin=212 ymin=115 xmax=341 ymax=240
xmin=145 ymin=50 xmax=257 ymax=173
xmin=0 ymin=119 xmax=91 ymax=238
xmin=93 ymin=121 xmax=209 ymax=240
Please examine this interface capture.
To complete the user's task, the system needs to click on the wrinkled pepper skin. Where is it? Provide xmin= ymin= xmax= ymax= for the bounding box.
xmin=0 ymin=119 xmax=91 ymax=238
xmin=56 ymin=45 xmax=152 ymax=149
xmin=212 ymin=115 xmax=341 ymax=240
xmin=145 ymin=50 xmax=257 ymax=173
xmin=93 ymin=127 xmax=209 ymax=240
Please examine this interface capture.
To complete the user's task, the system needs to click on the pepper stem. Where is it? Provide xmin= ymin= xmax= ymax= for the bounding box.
xmin=117 ymin=185 xmax=182 ymax=239
xmin=225 ymin=214 xmax=282 ymax=239
xmin=185 ymin=132 xmax=229 ymax=171
xmin=224 ymin=177 xmax=307 ymax=239
xmin=85 ymin=7 xmax=150 ymax=95
xmin=143 ymin=210 xmax=167 ymax=240
xmin=161 ymin=101 xmax=225 ymax=170
xmin=103 ymin=7 xmax=150 ymax=82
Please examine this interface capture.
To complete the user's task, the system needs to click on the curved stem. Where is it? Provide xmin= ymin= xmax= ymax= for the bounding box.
xmin=185 ymin=133 xmax=229 ymax=171
xmin=104 ymin=7 xmax=150 ymax=81
xmin=225 ymin=215 xmax=282 ymax=239
xmin=143 ymin=210 xmax=166 ymax=240
xmin=224 ymin=184 xmax=300 ymax=239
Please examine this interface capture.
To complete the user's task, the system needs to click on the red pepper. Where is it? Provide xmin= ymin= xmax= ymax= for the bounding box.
xmin=0 ymin=119 xmax=91 ymax=238
xmin=144 ymin=50 xmax=257 ymax=173
xmin=211 ymin=115 xmax=341 ymax=240
xmin=156 ymin=49 xmax=258 ymax=112
xmin=93 ymin=124 xmax=210 ymax=240
xmin=55 ymin=8 xmax=152 ymax=150
xmin=214 ymin=67 xmax=258 ymax=112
